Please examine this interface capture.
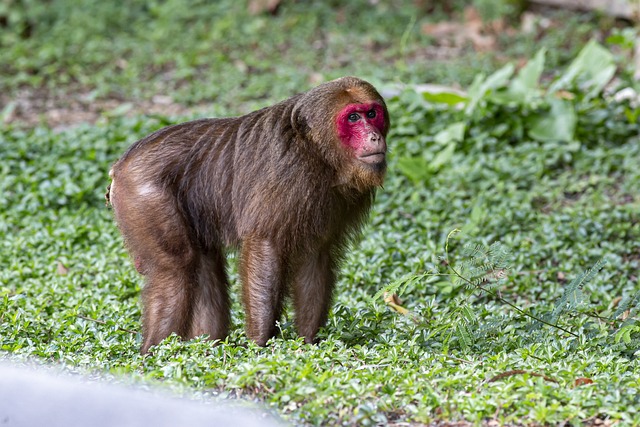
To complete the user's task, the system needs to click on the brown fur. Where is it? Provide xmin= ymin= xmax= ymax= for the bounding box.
xmin=108 ymin=76 xmax=389 ymax=353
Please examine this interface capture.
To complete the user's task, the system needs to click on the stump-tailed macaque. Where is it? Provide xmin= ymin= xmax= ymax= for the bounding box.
xmin=107 ymin=76 xmax=389 ymax=354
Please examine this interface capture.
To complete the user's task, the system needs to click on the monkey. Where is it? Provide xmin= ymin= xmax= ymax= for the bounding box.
xmin=106 ymin=76 xmax=389 ymax=354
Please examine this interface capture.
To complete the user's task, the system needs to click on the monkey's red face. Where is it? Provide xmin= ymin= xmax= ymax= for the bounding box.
xmin=336 ymin=102 xmax=387 ymax=166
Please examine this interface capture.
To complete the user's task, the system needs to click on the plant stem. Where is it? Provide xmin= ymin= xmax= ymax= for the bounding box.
xmin=447 ymin=264 xmax=580 ymax=338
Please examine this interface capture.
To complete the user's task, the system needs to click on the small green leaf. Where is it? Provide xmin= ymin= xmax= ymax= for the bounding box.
xmin=624 ymin=107 xmax=639 ymax=124
xmin=615 ymin=326 xmax=636 ymax=345
xmin=429 ymin=143 xmax=456 ymax=171
xmin=434 ymin=122 xmax=466 ymax=145
xmin=607 ymin=32 xmax=635 ymax=49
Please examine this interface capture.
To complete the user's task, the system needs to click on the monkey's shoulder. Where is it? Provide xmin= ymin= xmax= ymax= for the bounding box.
xmin=114 ymin=118 xmax=237 ymax=163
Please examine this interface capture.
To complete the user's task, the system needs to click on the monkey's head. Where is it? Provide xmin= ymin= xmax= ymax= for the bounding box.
xmin=293 ymin=76 xmax=390 ymax=192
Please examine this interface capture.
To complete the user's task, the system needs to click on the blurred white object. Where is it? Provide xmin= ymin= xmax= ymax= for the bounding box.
xmin=0 ymin=363 xmax=284 ymax=427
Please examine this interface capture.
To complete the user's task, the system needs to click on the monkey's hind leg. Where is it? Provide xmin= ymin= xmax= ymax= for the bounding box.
xmin=109 ymin=173 xmax=200 ymax=354
xmin=142 ymin=245 xmax=231 ymax=353
xmin=134 ymin=215 xmax=200 ymax=354
xmin=187 ymin=249 xmax=231 ymax=344
xmin=141 ymin=266 xmax=195 ymax=354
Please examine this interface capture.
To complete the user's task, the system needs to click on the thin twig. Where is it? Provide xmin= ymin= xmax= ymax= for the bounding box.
xmin=583 ymin=311 xmax=620 ymax=324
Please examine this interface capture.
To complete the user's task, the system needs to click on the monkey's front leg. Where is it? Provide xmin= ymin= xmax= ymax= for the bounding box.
xmin=292 ymin=248 xmax=336 ymax=344
xmin=240 ymin=238 xmax=287 ymax=346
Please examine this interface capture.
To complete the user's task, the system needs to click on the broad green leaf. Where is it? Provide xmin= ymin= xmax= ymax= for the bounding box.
xmin=466 ymin=63 xmax=515 ymax=114
xmin=483 ymin=63 xmax=516 ymax=91
xmin=462 ymin=200 xmax=485 ymax=234
xmin=397 ymin=156 xmax=431 ymax=183
xmin=548 ymin=39 xmax=614 ymax=97
xmin=509 ymin=48 xmax=546 ymax=102
xmin=469 ymin=201 xmax=484 ymax=224
xmin=528 ymin=99 xmax=576 ymax=142
xmin=422 ymin=91 xmax=468 ymax=105
xmin=624 ymin=107 xmax=640 ymax=124
xmin=584 ymin=65 xmax=616 ymax=100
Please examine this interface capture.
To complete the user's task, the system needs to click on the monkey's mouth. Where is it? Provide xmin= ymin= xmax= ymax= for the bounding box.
xmin=358 ymin=152 xmax=386 ymax=164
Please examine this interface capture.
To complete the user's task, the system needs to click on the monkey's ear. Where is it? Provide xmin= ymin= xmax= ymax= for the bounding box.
xmin=290 ymin=102 xmax=310 ymax=138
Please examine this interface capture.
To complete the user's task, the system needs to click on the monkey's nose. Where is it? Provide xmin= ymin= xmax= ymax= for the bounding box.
xmin=368 ymin=133 xmax=386 ymax=152
xmin=369 ymin=132 xmax=380 ymax=142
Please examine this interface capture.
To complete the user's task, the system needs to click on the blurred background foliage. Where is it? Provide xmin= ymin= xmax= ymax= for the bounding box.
xmin=2 ymin=0 xmax=634 ymax=122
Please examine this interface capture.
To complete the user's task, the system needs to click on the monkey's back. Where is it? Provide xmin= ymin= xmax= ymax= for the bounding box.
xmin=109 ymin=104 xmax=355 ymax=254
xmin=110 ymin=117 xmax=241 ymax=250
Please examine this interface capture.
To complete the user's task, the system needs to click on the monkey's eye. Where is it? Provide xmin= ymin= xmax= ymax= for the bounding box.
xmin=366 ymin=109 xmax=376 ymax=119
xmin=347 ymin=113 xmax=360 ymax=122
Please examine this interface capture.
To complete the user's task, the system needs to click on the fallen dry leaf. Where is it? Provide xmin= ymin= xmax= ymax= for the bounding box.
xmin=556 ymin=90 xmax=576 ymax=100
xmin=57 ymin=261 xmax=69 ymax=276
xmin=383 ymin=292 xmax=409 ymax=315
xmin=484 ymin=369 xmax=559 ymax=385
xmin=248 ymin=0 xmax=281 ymax=15
xmin=574 ymin=377 xmax=595 ymax=387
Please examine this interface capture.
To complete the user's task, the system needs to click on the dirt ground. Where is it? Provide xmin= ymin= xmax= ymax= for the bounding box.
xmin=0 ymin=88 xmax=208 ymax=131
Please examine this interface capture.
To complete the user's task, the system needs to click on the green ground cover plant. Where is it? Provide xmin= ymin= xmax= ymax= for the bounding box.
xmin=2 ymin=1 xmax=640 ymax=425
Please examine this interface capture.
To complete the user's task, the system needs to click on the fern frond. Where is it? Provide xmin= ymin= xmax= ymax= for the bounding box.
xmin=461 ymin=243 xmax=487 ymax=259
xmin=461 ymin=305 xmax=478 ymax=325
xmin=551 ymin=258 xmax=606 ymax=323
xmin=454 ymin=240 xmax=511 ymax=294
xmin=475 ymin=316 xmax=510 ymax=338
xmin=372 ymin=272 xmax=415 ymax=302
xmin=612 ymin=290 xmax=640 ymax=320
xmin=456 ymin=322 xmax=474 ymax=350
xmin=481 ymin=281 xmax=499 ymax=292
xmin=488 ymin=242 xmax=510 ymax=269
xmin=471 ymin=277 xmax=485 ymax=287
